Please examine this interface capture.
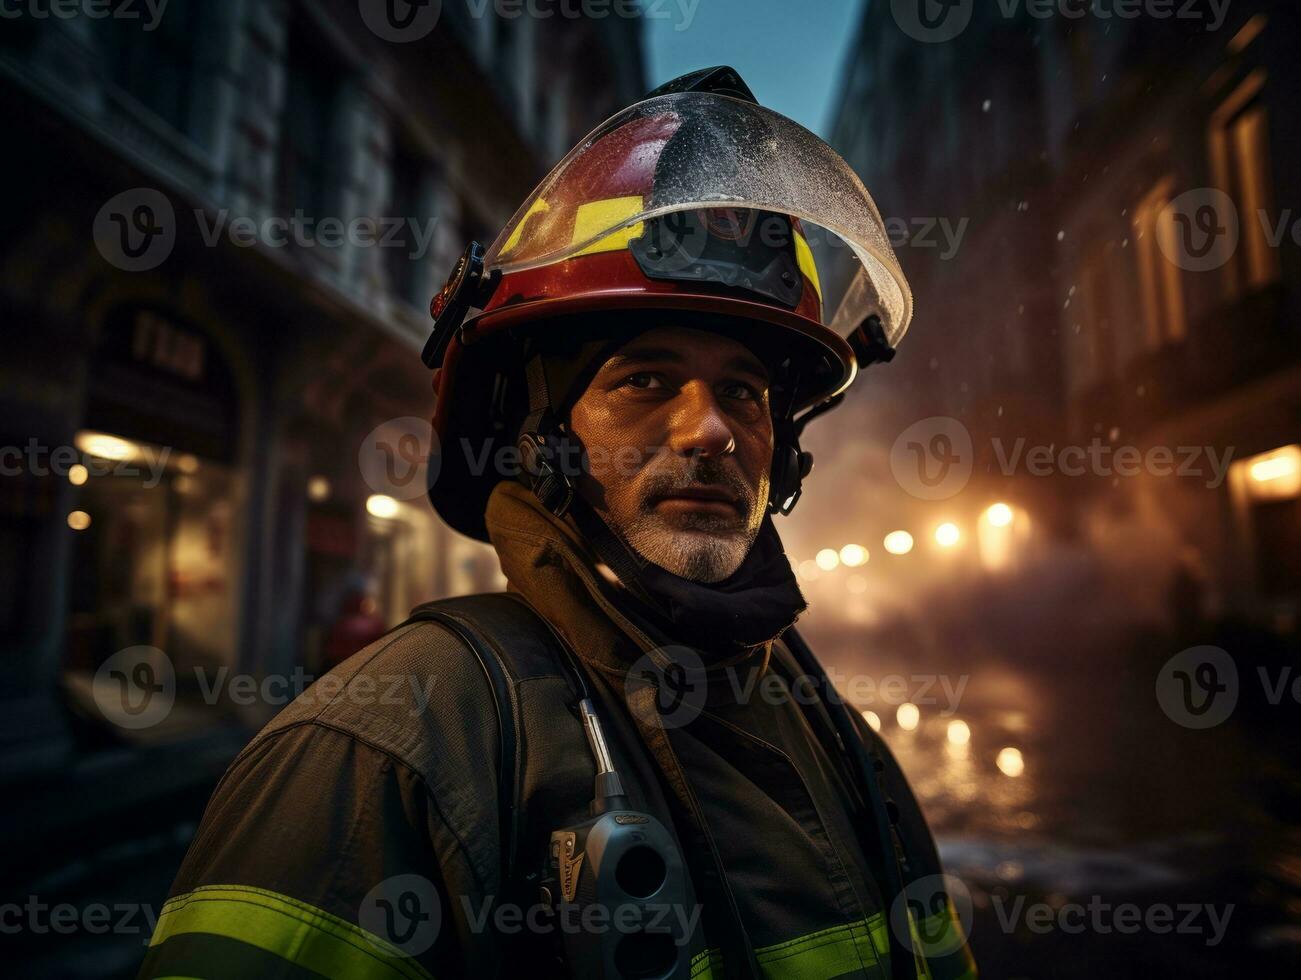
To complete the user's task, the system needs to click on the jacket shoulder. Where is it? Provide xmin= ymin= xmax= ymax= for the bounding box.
xmin=243 ymin=593 xmax=570 ymax=783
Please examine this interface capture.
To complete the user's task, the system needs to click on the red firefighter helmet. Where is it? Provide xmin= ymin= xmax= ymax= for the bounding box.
xmin=423 ymin=68 xmax=912 ymax=540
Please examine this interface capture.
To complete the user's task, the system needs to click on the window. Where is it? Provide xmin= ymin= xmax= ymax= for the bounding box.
xmin=277 ymin=16 xmax=342 ymax=223
xmin=386 ymin=143 xmax=437 ymax=307
xmin=1074 ymin=240 xmax=1120 ymax=390
xmin=1133 ymin=177 xmax=1188 ymax=349
xmin=1209 ymin=70 xmax=1279 ymax=297
xmin=102 ymin=0 xmax=204 ymax=135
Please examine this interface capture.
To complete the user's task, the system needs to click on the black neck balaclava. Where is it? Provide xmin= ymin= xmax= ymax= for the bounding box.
xmin=569 ymin=499 xmax=807 ymax=657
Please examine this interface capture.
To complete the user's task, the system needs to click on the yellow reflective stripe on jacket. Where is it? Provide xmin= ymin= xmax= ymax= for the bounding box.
xmin=691 ymin=946 xmax=721 ymax=978
xmin=688 ymin=913 xmax=884 ymax=979
xmin=912 ymin=901 xmax=978 ymax=980
xmin=689 ymin=907 xmax=976 ymax=980
xmin=148 ymin=884 xmax=434 ymax=980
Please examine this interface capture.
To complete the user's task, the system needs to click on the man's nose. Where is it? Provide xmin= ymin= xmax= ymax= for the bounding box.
xmin=665 ymin=381 xmax=736 ymax=458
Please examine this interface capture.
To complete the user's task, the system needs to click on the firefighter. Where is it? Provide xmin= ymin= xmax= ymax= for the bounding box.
xmin=140 ymin=67 xmax=977 ymax=980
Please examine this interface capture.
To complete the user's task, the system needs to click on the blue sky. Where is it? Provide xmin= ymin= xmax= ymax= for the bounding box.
xmin=642 ymin=0 xmax=867 ymax=137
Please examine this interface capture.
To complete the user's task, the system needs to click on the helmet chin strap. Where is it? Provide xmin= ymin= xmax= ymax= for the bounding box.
xmin=515 ymin=351 xmax=580 ymax=519
xmin=514 ymin=342 xmax=810 ymax=522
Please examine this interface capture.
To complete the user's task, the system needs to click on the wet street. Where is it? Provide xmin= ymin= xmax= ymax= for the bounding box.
xmin=804 ymin=558 xmax=1301 ymax=978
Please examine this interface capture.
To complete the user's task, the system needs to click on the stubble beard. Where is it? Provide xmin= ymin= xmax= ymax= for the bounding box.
xmin=618 ymin=458 xmax=768 ymax=584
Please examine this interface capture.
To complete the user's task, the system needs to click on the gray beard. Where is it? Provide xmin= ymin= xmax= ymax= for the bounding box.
xmin=616 ymin=455 xmax=767 ymax=583
xmin=620 ymin=512 xmax=758 ymax=583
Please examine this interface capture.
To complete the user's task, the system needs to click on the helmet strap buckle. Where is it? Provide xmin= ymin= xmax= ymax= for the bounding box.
xmin=517 ymin=352 xmax=583 ymax=519
xmin=421 ymin=240 xmax=500 ymax=369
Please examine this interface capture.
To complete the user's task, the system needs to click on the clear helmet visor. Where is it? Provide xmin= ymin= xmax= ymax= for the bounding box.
xmin=485 ymin=91 xmax=912 ymax=347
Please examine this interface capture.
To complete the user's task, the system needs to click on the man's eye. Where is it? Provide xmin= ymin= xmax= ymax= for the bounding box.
xmin=623 ymin=372 xmax=664 ymax=390
xmin=720 ymin=381 xmax=759 ymax=401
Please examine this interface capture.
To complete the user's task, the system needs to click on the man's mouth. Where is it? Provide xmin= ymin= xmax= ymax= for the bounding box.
xmin=651 ymin=485 xmax=742 ymax=516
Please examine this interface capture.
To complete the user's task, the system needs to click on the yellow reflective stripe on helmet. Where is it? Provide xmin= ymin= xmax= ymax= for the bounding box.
xmin=499 ymin=196 xmax=550 ymax=257
xmin=570 ymin=195 xmax=646 ymax=257
xmin=793 ymin=230 xmax=823 ymax=303
xmin=148 ymin=885 xmax=433 ymax=980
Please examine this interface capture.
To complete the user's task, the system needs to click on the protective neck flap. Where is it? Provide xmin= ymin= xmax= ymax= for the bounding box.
xmin=569 ymin=499 xmax=807 ymax=657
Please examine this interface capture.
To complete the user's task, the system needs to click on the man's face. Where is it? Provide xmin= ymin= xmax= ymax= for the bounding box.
xmin=567 ymin=325 xmax=773 ymax=583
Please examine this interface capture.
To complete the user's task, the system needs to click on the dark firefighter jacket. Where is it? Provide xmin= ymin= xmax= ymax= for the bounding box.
xmin=140 ymin=482 xmax=977 ymax=980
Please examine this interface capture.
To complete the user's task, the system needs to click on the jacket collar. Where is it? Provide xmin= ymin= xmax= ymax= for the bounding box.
xmin=484 ymin=482 xmax=805 ymax=678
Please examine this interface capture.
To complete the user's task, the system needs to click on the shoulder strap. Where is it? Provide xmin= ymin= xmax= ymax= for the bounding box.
xmin=393 ymin=593 xmax=576 ymax=893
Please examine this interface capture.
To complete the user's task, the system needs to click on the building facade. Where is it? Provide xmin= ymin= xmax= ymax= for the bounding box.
xmin=0 ymin=0 xmax=644 ymax=775
xmin=822 ymin=0 xmax=1299 ymax=634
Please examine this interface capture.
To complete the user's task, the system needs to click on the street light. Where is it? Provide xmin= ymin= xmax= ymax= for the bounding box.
xmin=840 ymin=544 xmax=869 ymax=567
xmin=985 ymin=502 xmax=1014 ymax=527
xmin=75 ymin=431 xmax=136 ymax=462
xmin=935 ymin=523 xmax=961 ymax=548
xmin=897 ymin=702 xmax=920 ymax=731
xmin=883 ymin=530 xmax=914 ymax=555
xmin=947 ymin=719 xmax=971 ymax=746
xmin=366 ymin=494 xmax=400 ymax=520
xmin=996 ymin=747 xmax=1025 ymax=778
